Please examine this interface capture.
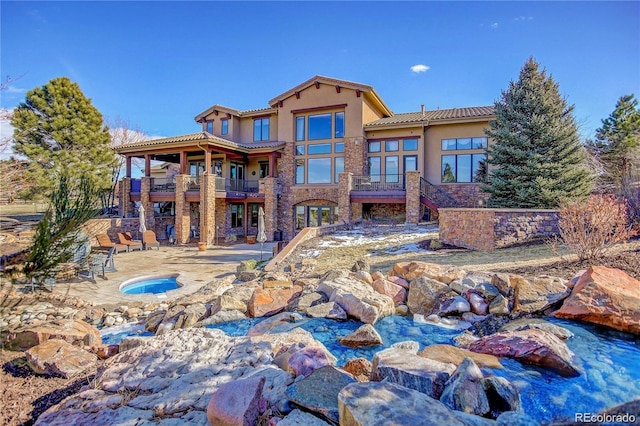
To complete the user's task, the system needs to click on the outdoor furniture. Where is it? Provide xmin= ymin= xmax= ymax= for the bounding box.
xmin=96 ymin=233 xmax=128 ymax=254
xmin=117 ymin=232 xmax=143 ymax=252
xmin=142 ymin=230 xmax=160 ymax=250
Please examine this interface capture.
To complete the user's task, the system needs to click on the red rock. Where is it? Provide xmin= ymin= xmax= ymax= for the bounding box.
xmin=387 ymin=275 xmax=409 ymax=289
xmin=372 ymin=279 xmax=407 ymax=305
xmin=468 ymin=329 xmax=580 ymax=377
xmin=7 ymin=319 xmax=102 ymax=351
xmin=207 ymin=376 xmax=265 ymax=426
xmin=342 ymin=357 xmax=372 ymax=382
xmin=247 ymin=285 xmax=302 ymax=318
xmin=288 ymin=346 xmax=332 ymax=378
xmin=554 ymin=266 xmax=640 ymax=334
xmin=91 ymin=344 xmax=120 ymax=359
xmin=390 ymin=262 xmax=465 ymax=284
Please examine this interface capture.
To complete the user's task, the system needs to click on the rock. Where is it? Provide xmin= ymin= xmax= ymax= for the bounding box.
xmin=476 ymin=283 xmax=501 ymax=301
xmin=489 ymin=294 xmax=511 ymax=315
xmin=26 ymin=339 xmax=97 ymax=378
xmin=482 ymin=376 xmax=521 ymax=418
xmin=395 ymin=304 xmax=409 ymax=316
xmin=264 ymin=279 xmax=294 ymax=289
xmin=439 ymin=295 xmax=471 ymax=316
xmin=173 ymin=303 xmax=208 ymax=329
xmin=351 ymin=259 xmax=370 ymax=273
xmin=500 ymin=318 xmax=574 ymax=340
xmin=414 ymin=313 xmax=473 ymax=330
xmin=600 ymin=398 xmax=640 ymax=418
xmin=118 ymin=336 xmax=150 ymax=352
xmin=353 ymin=270 xmax=373 ymax=285
xmin=6 ymin=319 xmax=101 ymax=351
xmin=387 ymin=275 xmax=409 ymax=289
xmin=91 ymin=344 xmax=120 ymax=359
xmin=453 ymin=331 xmax=480 ymax=348
xmin=339 ymin=324 xmax=383 ymax=348
xmin=224 ymin=282 xmax=262 ymax=306
xmin=370 ymin=347 xmax=455 ymax=399
xmin=407 ymin=276 xmax=457 ymax=316
xmin=237 ymin=259 xmax=258 ymax=274
xmin=247 ymin=312 xmax=306 ymax=336
xmin=462 ymin=312 xmax=488 ymax=323
xmin=306 ymin=302 xmax=347 ymax=320
xmin=144 ymin=310 xmax=166 ymax=333
xmin=419 ymin=344 xmax=502 ymax=369
xmin=496 ymin=411 xmax=540 ymax=426
xmin=469 ymin=314 xmax=511 ymax=337
xmin=467 ymin=290 xmax=489 ymax=315
xmin=278 ymin=409 xmax=332 ymax=425
xmin=320 ymin=269 xmax=349 ymax=282
xmin=253 ymin=328 xmax=337 ymax=365
xmin=288 ymin=346 xmax=332 ymax=378
xmin=371 ymin=271 xmax=385 ymax=281
xmin=207 ymin=376 xmax=265 ymax=426
xmin=554 ymin=266 xmax=640 ymax=334
xmin=248 ymin=285 xmax=303 ymax=318
xmin=512 ymin=275 xmax=570 ymax=315
xmin=288 ymin=291 xmax=328 ymax=312
xmin=440 ymin=358 xmax=490 ymax=416
xmin=285 ymin=366 xmax=356 ymax=423
xmin=391 ymin=340 xmax=420 ymax=353
xmin=198 ymin=309 xmax=247 ymax=326
xmin=490 ymin=273 xmax=516 ymax=297
xmin=469 ymin=329 xmax=581 ymax=377
xmin=372 ymin=279 xmax=407 ymax=305
xmin=238 ymin=270 xmax=261 ymax=282
xmin=390 ymin=261 xmax=466 ymax=284
xmin=342 ymin=358 xmax=372 ymax=382
xmin=317 ymin=277 xmax=395 ymax=324
xmin=339 ymin=381 xmax=469 ymax=426
xmin=211 ymin=294 xmax=249 ymax=314
xmin=450 ymin=279 xmax=476 ymax=295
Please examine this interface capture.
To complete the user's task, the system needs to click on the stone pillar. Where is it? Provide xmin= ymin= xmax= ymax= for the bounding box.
xmin=405 ymin=171 xmax=421 ymax=224
xmin=338 ymin=172 xmax=354 ymax=224
xmin=140 ymin=177 xmax=156 ymax=233
xmin=174 ymin=175 xmax=191 ymax=244
xmin=261 ymin=177 xmax=279 ymax=242
xmin=119 ymin=178 xmax=131 ymax=218
xmin=200 ymin=174 xmax=216 ymax=245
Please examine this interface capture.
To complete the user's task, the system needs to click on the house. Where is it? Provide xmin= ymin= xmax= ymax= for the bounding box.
xmin=115 ymin=75 xmax=494 ymax=244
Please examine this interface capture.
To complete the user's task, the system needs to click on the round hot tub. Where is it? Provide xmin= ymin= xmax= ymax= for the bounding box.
xmin=120 ymin=275 xmax=181 ymax=295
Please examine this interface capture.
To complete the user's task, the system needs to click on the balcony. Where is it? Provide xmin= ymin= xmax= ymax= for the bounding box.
xmin=352 ymin=174 xmax=405 ymax=191
xmin=214 ymin=178 xmax=259 ymax=193
xmin=150 ymin=177 xmax=176 ymax=192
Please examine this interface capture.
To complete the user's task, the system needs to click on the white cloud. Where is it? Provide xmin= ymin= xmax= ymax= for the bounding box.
xmin=410 ymin=64 xmax=430 ymax=73
xmin=0 ymin=109 xmax=16 ymax=160
xmin=5 ymin=85 xmax=26 ymax=95
xmin=514 ymin=16 xmax=534 ymax=21
xmin=491 ymin=22 xmax=499 ymax=29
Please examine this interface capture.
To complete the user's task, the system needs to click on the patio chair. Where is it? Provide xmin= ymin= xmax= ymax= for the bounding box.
xmin=96 ymin=233 xmax=128 ymax=254
xmin=78 ymin=252 xmax=106 ymax=280
xmin=143 ymin=230 xmax=160 ymax=250
xmin=117 ymin=232 xmax=143 ymax=252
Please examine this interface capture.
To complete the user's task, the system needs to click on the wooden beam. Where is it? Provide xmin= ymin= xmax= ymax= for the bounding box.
xmin=290 ymin=103 xmax=347 ymax=114
xmin=126 ymin=156 xmax=132 ymax=178
xmin=314 ymin=81 xmax=320 ymax=89
xmin=144 ymin=155 xmax=151 ymax=177
xmin=335 ymin=85 xmax=341 ymax=93
xmin=295 ymin=91 xmax=300 ymax=99
xmin=356 ymin=89 xmax=361 ymax=98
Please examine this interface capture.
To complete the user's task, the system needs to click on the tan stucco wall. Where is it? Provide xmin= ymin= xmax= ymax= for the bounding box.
xmin=364 ymin=126 xmax=425 ymax=176
xmin=237 ymin=113 xmax=278 ymax=144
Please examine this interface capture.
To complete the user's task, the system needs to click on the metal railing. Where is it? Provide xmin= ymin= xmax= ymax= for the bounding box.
xmin=185 ymin=176 xmax=200 ymax=191
xmin=215 ymin=178 xmax=259 ymax=193
xmin=352 ymin=174 xmax=405 ymax=191
xmin=150 ymin=177 xmax=176 ymax=192
xmin=419 ymin=177 xmax=458 ymax=208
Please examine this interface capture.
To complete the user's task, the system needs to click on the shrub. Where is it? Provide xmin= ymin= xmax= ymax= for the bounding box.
xmin=558 ymin=194 xmax=638 ymax=261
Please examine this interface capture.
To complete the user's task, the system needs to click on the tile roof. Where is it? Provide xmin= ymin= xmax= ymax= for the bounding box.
xmin=114 ymin=132 xmax=285 ymax=153
xmin=365 ymin=106 xmax=495 ymax=128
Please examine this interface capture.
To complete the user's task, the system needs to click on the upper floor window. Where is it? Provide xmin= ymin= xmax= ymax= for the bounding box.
xmin=206 ymin=121 xmax=213 ymax=133
xmin=296 ymin=117 xmax=305 ymax=141
xmin=296 ymin=111 xmax=345 ymax=141
xmin=221 ymin=119 xmax=228 ymax=135
xmin=335 ymin=112 xmax=344 ymax=138
xmin=254 ymin=118 xmax=270 ymax=141
xmin=368 ymin=141 xmax=381 ymax=153
xmin=385 ymin=140 xmax=399 ymax=152
xmin=442 ymin=137 xmax=487 ymax=151
xmin=403 ymin=139 xmax=418 ymax=151
xmin=308 ymin=113 xmax=332 ymax=140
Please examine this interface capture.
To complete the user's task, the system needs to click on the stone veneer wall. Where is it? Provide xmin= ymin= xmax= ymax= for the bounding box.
xmin=439 ymin=208 xmax=559 ymax=251
xmin=437 ymin=184 xmax=489 ymax=208
xmin=363 ymin=204 xmax=406 ymax=222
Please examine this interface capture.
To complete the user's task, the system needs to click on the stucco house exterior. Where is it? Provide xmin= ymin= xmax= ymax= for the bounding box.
xmin=116 ymin=75 xmax=495 ymax=244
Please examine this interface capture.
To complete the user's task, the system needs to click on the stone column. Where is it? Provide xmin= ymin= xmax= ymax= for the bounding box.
xmin=174 ymin=175 xmax=191 ymax=244
xmin=140 ymin=177 xmax=155 ymax=232
xmin=405 ymin=171 xmax=421 ymax=224
xmin=261 ymin=177 xmax=278 ymax=242
xmin=119 ymin=178 xmax=131 ymax=218
xmin=200 ymin=174 xmax=216 ymax=246
xmin=338 ymin=172 xmax=354 ymax=224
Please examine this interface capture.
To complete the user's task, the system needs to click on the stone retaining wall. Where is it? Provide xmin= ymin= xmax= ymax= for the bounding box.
xmin=439 ymin=208 xmax=559 ymax=251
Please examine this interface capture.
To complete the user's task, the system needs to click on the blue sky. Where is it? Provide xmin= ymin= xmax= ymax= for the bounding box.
xmin=1 ymin=1 xmax=639 ymax=144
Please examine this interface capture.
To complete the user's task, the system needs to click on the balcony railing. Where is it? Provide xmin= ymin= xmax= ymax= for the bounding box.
xmin=150 ymin=177 xmax=176 ymax=192
xmin=420 ymin=177 xmax=458 ymax=208
xmin=215 ymin=178 xmax=259 ymax=193
xmin=352 ymin=174 xmax=405 ymax=191
xmin=185 ymin=176 xmax=200 ymax=191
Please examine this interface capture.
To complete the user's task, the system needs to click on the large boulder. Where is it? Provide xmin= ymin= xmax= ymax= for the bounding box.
xmin=407 ymin=276 xmax=457 ymax=316
xmin=339 ymin=324 xmax=383 ymax=348
xmin=305 ymin=302 xmax=347 ymax=320
xmin=248 ymin=285 xmax=303 ymax=318
xmin=6 ymin=319 xmax=101 ymax=351
xmin=469 ymin=329 xmax=581 ymax=377
xmin=440 ymin=358 xmax=489 ymax=416
xmin=418 ymin=344 xmax=502 ymax=369
xmin=499 ymin=318 xmax=574 ymax=340
xmin=554 ymin=266 xmax=640 ymax=334
xmin=482 ymin=376 xmax=522 ymax=418
xmin=207 ymin=376 xmax=265 ymax=426
xmin=390 ymin=261 xmax=466 ymax=284
xmin=512 ymin=275 xmax=570 ymax=315
xmin=372 ymin=278 xmax=407 ymax=305
xmin=26 ymin=339 xmax=98 ymax=378
xmin=317 ymin=277 xmax=395 ymax=324
xmin=439 ymin=295 xmax=471 ymax=316
xmin=287 ymin=346 xmax=332 ymax=378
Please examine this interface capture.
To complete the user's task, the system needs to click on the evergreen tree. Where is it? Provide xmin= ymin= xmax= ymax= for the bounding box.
xmin=589 ymin=94 xmax=640 ymax=191
xmin=483 ymin=57 xmax=593 ymax=208
xmin=11 ymin=77 xmax=117 ymax=200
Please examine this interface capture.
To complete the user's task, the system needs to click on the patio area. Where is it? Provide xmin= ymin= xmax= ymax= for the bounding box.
xmin=50 ymin=242 xmax=277 ymax=305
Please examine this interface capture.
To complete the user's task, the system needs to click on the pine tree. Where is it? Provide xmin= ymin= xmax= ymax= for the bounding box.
xmin=11 ymin=77 xmax=117 ymax=200
xmin=483 ymin=57 xmax=593 ymax=208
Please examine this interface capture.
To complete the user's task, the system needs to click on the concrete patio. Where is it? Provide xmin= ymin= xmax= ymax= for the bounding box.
xmin=51 ymin=242 xmax=277 ymax=305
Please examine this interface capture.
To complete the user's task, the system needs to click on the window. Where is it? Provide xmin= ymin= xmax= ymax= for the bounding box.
xmin=441 ymin=154 xmax=487 ymax=183
xmin=368 ymin=157 xmax=381 ymax=181
xmin=403 ymin=139 xmax=418 ymax=151
xmin=442 ymin=137 xmax=487 ymax=150
xmin=308 ymin=113 xmax=332 ymax=140
xmin=368 ymin=141 xmax=381 ymax=153
xmin=221 ymin=120 xmax=228 ymax=135
xmin=154 ymin=202 xmax=175 ymax=216
xmin=249 ymin=204 xmax=260 ymax=227
xmin=296 ymin=206 xmax=305 ymax=230
xmin=206 ymin=121 xmax=213 ymax=133
xmin=296 ymin=117 xmax=305 ymax=141
xmin=253 ymin=118 xmax=270 ymax=141
xmin=335 ymin=112 xmax=344 ymax=138
xmin=385 ymin=140 xmax=399 ymax=152
xmin=259 ymin=162 xmax=269 ymax=178
xmin=308 ymin=144 xmax=331 ymax=155
xmin=295 ymin=205 xmax=338 ymax=229
xmin=307 ymin=158 xmax=332 ymax=183
xmin=231 ymin=204 xmax=244 ymax=228
xmin=335 ymin=157 xmax=344 ymax=183
xmin=404 ymin=155 xmax=417 ymax=172
xmin=296 ymin=159 xmax=305 ymax=184
xmin=295 ymin=145 xmax=305 ymax=155
xmin=335 ymin=142 xmax=344 ymax=153
xmin=386 ymin=156 xmax=399 ymax=182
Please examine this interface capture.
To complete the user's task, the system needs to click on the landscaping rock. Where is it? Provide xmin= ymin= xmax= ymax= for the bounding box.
xmin=248 ymin=285 xmax=303 ymax=318
xmin=482 ymin=376 xmax=522 ymax=418
xmin=288 ymin=346 xmax=332 ymax=378
xmin=439 ymin=295 xmax=471 ymax=316
xmin=351 ymin=258 xmax=370 ymax=273
xmin=440 ymin=357 xmax=490 ymax=416
xmin=391 ymin=261 xmax=466 ymax=284
xmin=305 ymin=301 xmax=347 ymax=320
xmin=387 ymin=275 xmax=409 ymax=289
xmin=26 ymin=339 xmax=97 ymax=378
xmin=339 ymin=324 xmax=383 ymax=348
xmin=342 ymin=357 xmax=372 ymax=382
xmin=207 ymin=376 xmax=265 ymax=426
xmin=512 ymin=275 xmax=570 ymax=315
xmin=554 ymin=266 xmax=640 ymax=334
xmin=489 ymin=294 xmax=511 ymax=315
xmin=372 ymin=278 xmax=407 ymax=305
xmin=467 ymin=290 xmax=489 ymax=315
xmin=285 ymin=366 xmax=356 ymax=423
xmin=419 ymin=344 xmax=502 ymax=369
xmin=490 ymin=273 xmax=516 ymax=297
xmin=198 ymin=309 xmax=247 ymax=326
xmin=407 ymin=276 xmax=457 ymax=316
xmin=317 ymin=277 xmax=395 ymax=324
xmin=278 ymin=409 xmax=331 ymax=425
xmin=500 ymin=318 xmax=574 ymax=340
xmin=238 ymin=270 xmax=261 ymax=282
xmin=469 ymin=329 xmax=581 ymax=377
xmin=6 ymin=319 xmax=101 ymax=351
xmin=288 ymin=290 xmax=328 ymax=312
xmin=247 ymin=312 xmax=306 ymax=336
xmin=496 ymin=411 xmax=540 ymax=426
xmin=353 ymin=270 xmax=373 ymax=285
